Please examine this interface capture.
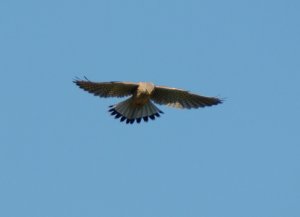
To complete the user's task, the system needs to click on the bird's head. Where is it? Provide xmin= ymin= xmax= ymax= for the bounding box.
xmin=138 ymin=82 xmax=155 ymax=94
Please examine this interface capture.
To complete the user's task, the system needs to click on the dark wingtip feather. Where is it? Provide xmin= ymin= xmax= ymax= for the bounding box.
xmin=218 ymin=97 xmax=225 ymax=104
xmin=73 ymin=76 xmax=90 ymax=84
xmin=208 ymin=96 xmax=224 ymax=106
xmin=73 ymin=77 xmax=81 ymax=84
xmin=136 ymin=118 xmax=141 ymax=123
xmin=143 ymin=117 xmax=148 ymax=122
xmin=83 ymin=76 xmax=90 ymax=81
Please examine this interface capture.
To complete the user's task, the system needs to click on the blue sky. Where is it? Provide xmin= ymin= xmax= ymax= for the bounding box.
xmin=1 ymin=0 xmax=299 ymax=216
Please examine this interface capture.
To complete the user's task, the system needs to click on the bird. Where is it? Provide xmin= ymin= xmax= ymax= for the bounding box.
xmin=74 ymin=78 xmax=222 ymax=124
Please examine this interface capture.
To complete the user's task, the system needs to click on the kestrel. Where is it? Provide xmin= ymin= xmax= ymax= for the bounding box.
xmin=74 ymin=78 xmax=222 ymax=124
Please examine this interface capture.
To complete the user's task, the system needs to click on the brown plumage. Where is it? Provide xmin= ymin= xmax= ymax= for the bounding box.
xmin=74 ymin=78 xmax=222 ymax=124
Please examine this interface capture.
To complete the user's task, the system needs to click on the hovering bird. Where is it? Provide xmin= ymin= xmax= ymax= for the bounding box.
xmin=74 ymin=78 xmax=222 ymax=124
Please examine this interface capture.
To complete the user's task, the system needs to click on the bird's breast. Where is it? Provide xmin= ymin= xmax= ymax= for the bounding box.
xmin=133 ymin=92 xmax=150 ymax=106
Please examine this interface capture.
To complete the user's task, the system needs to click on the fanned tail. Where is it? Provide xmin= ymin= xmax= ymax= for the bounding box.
xmin=108 ymin=98 xmax=163 ymax=124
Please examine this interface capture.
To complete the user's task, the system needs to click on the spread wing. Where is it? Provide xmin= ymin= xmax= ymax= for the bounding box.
xmin=74 ymin=79 xmax=138 ymax=98
xmin=151 ymin=85 xmax=222 ymax=109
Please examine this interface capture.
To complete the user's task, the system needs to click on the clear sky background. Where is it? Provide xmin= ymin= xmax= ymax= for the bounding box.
xmin=1 ymin=0 xmax=299 ymax=217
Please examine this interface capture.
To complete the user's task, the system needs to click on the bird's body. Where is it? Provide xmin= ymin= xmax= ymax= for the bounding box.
xmin=133 ymin=82 xmax=155 ymax=106
xmin=74 ymin=79 xmax=222 ymax=124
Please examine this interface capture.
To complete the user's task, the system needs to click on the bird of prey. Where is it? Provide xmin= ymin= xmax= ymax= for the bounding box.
xmin=74 ymin=78 xmax=222 ymax=124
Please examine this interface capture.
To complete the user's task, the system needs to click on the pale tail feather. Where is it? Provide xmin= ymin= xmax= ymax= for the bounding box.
xmin=108 ymin=98 xmax=163 ymax=124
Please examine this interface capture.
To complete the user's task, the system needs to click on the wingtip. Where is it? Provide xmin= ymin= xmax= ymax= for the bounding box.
xmin=219 ymin=97 xmax=225 ymax=104
xmin=73 ymin=76 xmax=90 ymax=83
xmin=213 ymin=96 xmax=224 ymax=106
